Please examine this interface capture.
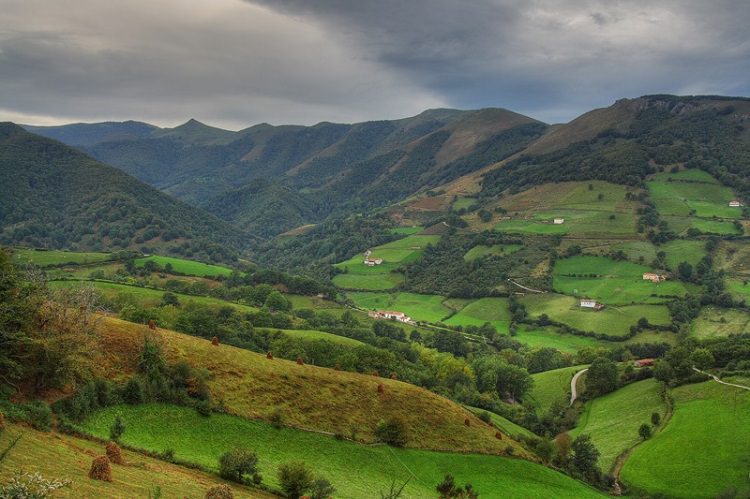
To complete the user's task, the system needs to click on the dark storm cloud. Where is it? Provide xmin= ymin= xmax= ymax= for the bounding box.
xmin=248 ymin=0 xmax=750 ymax=122
xmin=0 ymin=0 xmax=748 ymax=127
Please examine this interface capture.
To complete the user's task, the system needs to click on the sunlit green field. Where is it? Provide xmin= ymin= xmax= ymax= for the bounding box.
xmin=553 ymin=256 xmax=692 ymax=304
xmin=521 ymin=294 xmax=671 ymax=337
xmin=465 ymin=406 xmax=537 ymax=439
xmin=570 ymin=379 xmax=666 ymax=471
xmin=134 ymin=255 xmax=234 ymax=277
xmin=647 ymin=171 xmax=740 ymax=218
xmin=444 ymin=297 xmax=512 ymax=332
xmin=12 ymin=248 xmax=112 ymax=266
xmin=255 ymin=328 xmax=365 ymax=347
xmin=621 ymin=381 xmax=750 ymax=498
xmin=79 ymin=404 xmax=604 ymax=499
xmin=347 ymin=291 xmax=452 ymax=323
xmin=690 ymin=306 xmax=750 ymax=338
xmin=527 ymin=365 xmax=588 ymax=412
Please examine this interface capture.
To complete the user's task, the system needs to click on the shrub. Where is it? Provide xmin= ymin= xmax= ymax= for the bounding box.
xmin=651 ymin=412 xmax=661 ymax=426
xmin=105 ymin=441 xmax=124 ymax=465
xmin=639 ymin=423 xmax=652 ymax=440
xmin=88 ymin=455 xmax=113 ymax=481
xmin=218 ymin=448 xmax=260 ymax=484
xmin=0 ymin=471 xmax=71 ymax=498
xmin=278 ymin=461 xmax=314 ymax=499
xmin=270 ymin=408 xmax=284 ymax=429
xmin=211 ymin=336 xmax=220 ymax=346
xmin=122 ymin=378 xmax=144 ymax=404
xmin=310 ymin=476 xmax=335 ymax=499
xmin=374 ymin=416 xmax=408 ymax=447
xmin=109 ymin=415 xmax=126 ymax=441
xmin=195 ymin=399 xmax=212 ymax=417
xmin=205 ymin=484 xmax=234 ymax=499
xmin=159 ymin=449 xmax=175 ymax=462
xmin=26 ymin=401 xmax=52 ymax=431
xmin=478 ymin=411 xmax=492 ymax=424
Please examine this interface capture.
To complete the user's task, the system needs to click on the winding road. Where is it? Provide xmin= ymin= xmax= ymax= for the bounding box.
xmin=692 ymin=367 xmax=750 ymax=391
xmin=570 ymin=368 xmax=588 ymax=405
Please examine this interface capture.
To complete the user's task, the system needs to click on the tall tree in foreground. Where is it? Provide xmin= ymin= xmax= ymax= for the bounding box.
xmin=584 ymin=357 xmax=619 ymax=397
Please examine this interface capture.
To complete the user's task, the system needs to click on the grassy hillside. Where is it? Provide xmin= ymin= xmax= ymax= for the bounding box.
xmin=0 ymin=123 xmax=244 ymax=262
xmin=570 ymin=379 xmax=666 ymax=471
xmin=621 ymin=381 xmax=750 ymax=498
xmin=78 ymin=404 xmax=603 ymax=499
xmin=527 ymin=365 xmax=588 ymax=412
xmin=12 ymin=248 xmax=113 ymax=267
xmin=93 ymin=317 xmax=524 ymax=455
xmin=134 ymin=255 xmax=234 ymax=277
xmin=0 ymin=424 xmax=269 ymax=498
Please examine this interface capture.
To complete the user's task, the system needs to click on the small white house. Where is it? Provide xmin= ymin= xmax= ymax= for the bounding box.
xmin=553 ymin=218 xmax=565 ymax=225
xmin=729 ymin=200 xmax=743 ymax=207
xmin=579 ymin=299 xmax=604 ymax=310
xmin=368 ymin=310 xmax=416 ymax=325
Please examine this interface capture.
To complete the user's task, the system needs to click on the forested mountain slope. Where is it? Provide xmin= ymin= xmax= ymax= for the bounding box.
xmin=0 ymin=123 xmax=245 ymax=262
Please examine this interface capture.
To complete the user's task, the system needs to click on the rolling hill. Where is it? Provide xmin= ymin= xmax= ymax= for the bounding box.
xmin=0 ymin=123 xmax=246 ymax=262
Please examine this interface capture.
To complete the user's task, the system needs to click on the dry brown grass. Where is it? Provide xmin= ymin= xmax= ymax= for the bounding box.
xmin=94 ymin=317 xmax=529 ymax=457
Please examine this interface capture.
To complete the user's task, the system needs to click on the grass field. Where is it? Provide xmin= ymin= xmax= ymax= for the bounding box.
xmin=513 ymin=326 xmax=604 ymax=353
xmin=93 ymin=317 xmax=518 ymax=454
xmin=491 ymin=181 xmax=638 ymax=236
xmin=647 ymin=171 xmax=740 ymax=218
xmin=444 ymin=297 xmax=512 ymax=332
xmin=570 ymin=379 xmax=666 ymax=472
xmin=390 ymin=226 xmax=424 ymax=235
xmin=333 ymin=235 xmax=439 ymax=290
xmin=726 ymin=278 xmax=750 ymax=303
xmin=134 ymin=255 xmax=233 ymax=277
xmin=621 ymin=381 xmax=750 ymax=498
xmin=690 ymin=307 xmax=750 ymax=339
xmin=660 ymin=239 xmax=708 ymax=269
xmin=463 ymin=244 xmax=522 ymax=261
xmin=78 ymin=404 xmax=602 ymax=499
xmin=11 ymin=248 xmax=112 ymax=267
xmin=0 ymin=424 xmax=269 ymax=498
xmin=256 ymin=328 xmax=365 ymax=347
xmin=553 ymin=256 xmax=692 ymax=304
xmin=347 ymin=292 xmax=453 ymax=323
xmin=521 ymin=294 xmax=671 ymax=337
xmin=47 ymin=280 xmax=258 ymax=313
xmin=527 ymin=365 xmax=588 ymax=412
xmin=465 ymin=406 xmax=537 ymax=439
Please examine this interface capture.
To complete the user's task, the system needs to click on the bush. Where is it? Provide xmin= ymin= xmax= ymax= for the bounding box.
xmin=270 ymin=408 xmax=284 ymax=429
xmin=205 ymin=484 xmax=234 ymax=499
xmin=638 ymin=423 xmax=652 ymax=440
xmin=106 ymin=441 xmax=124 ymax=465
xmin=218 ymin=448 xmax=260 ymax=485
xmin=195 ymin=399 xmax=212 ymax=417
xmin=278 ymin=461 xmax=314 ymax=499
xmin=310 ymin=476 xmax=335 ymax=499
xmin=122 ymin=378 xmax=144 ymax=404
xmin=88 ymin=455 xmax=113 ymax=482
xmin=651 ymin=412 xmax=660 ymax=426
xmin=478 ymin=411 xmax=492 ymax=424
xmin=26 ymin=401 xmax=52 ymax=431
xmin=374 ymin=416 xmax=408 ymax=447
xmin=109 ymin=415 xmax=126 ymax=441
xmin=0 ymin=471 xmax=71 ymax=498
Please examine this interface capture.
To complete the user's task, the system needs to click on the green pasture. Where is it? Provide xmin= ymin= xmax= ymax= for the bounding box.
xmin=347 ymin=291 xmax=452 ymax=323
xmin=390 ymin=226 xmax=424 ymax=235
xmin=255 ymin=328 xmax=365 ymax=347
xmin=647 ymin=170 xmax=739 ymax=218
xmin=11 ymin=248 xmax=112 ymax=267
xmin=444 ymin=297 xmax=512 ymax=332
xmin=134 ymin=255 xmax=233 ymax=277
xmin=621 ymin=381 xmax=750 ymax=498
xmin=690 ymin=307 xmax=750 ymax=339
xmin=726 ymin=278 xmax=750 ymax=303
xmin=570 ymin=379 xmax=666 ymax=472
xmin=521 ymin=294 xmax=671 ymax=337
xmin=452 ymin=197 xmax=476 ymax=211
xmin=650 ymin=169 xmax=720 ymax=183
xmin=79 ymin=404 xmax=603 ymax=499
xmin=464 ymin=244 xmax=522 ymax=261
xmin=465 ymin=406 xmax=536 ymax=439
xmin=47 ymin=280 xmax=258 ymax=313
xmin=608 ymin=239 xmax=707 ymax=269
xmin=513 ymin=326 xmax=604 ymax=353
xmin=527 ymin=365 xmax=588 ymax=413
xmin=332 ymin=273 xmax=404 ymax=291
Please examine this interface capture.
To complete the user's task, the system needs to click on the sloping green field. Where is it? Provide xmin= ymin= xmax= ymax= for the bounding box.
xmin=570 ymin=379 xmax=666 ymax=471
xmin=79 ymin=404 xmax=604 ymax=499
xmin=621 ymin=381 xmax=750 ymax=498
xmin=134 ymin=255 xmax=233 ymax=277
xmin=527 ymin=365 xmax=588 ymax=412
xmin=12 ymin=248 xmax=112 ymax=266
xmin=690 ymin=306 xmax=750 ymax=339
xmin=444 ymin=297 xmax=512 ymax=332
xmin=347 ymin=291 xmax=452 ymax=323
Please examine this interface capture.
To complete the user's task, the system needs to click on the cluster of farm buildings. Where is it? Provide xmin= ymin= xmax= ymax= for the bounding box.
xmin=363 ymin=249 xmax=383 ymax=266
xmin=367 ymin=310 xmax=416 ymax=325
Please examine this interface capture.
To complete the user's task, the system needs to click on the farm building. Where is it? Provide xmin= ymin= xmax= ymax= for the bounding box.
xmin=642 ymin=272 xmax=666 ymax=283
xmin=363 ymin=249 xmax=383 ymax=266
xmin=579 ymin=299 xmax=604 ymax=310
xmin=633 ymin=358 xmax=655 ymax=368
xmin=368 ymin=310 xmax=416 ymax=325
xmin=553 ymin=218 xmax=565 ymax=224
xmin=729 ymin=200 xmax=743 ymax=207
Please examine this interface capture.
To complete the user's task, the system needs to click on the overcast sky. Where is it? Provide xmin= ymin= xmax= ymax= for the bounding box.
xmin=0 ymin=0 xmax=748 ymax=129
